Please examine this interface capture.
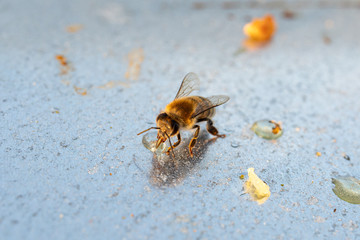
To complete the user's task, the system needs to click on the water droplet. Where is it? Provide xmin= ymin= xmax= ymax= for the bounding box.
xmin=332 ymin=176 xmax=360 ymax=204
xmin=142 ymin=132 xmax=166 ymax=154
xmin=231 ymin=142 xmax=240 ymax=148
xmin=251 ymin=119 xmax=283 ymax=140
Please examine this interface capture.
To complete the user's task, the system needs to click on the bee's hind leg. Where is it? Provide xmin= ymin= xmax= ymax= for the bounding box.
xmin=166 ymin=133 xmax=181 ymax=155
xmin=189 ymin=125 xmax=200 ymax=157
xmin=204 ymin=118 xmax=226 ymax=138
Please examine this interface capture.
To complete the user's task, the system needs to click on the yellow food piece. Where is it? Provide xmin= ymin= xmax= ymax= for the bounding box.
xmin=244 ymin=168 xmax=271 ymax=205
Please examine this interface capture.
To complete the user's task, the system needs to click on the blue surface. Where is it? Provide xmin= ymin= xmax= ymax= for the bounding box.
xmin=1 ymin=0 xmax=360 ymax=239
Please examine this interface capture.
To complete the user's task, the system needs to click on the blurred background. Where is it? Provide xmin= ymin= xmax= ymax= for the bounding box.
xmin=1 ymin=0 xmax=360 ymax=239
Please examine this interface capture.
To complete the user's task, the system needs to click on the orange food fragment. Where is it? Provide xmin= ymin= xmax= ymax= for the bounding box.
xmin=272 ymin=125 xmax=281 ymax=134
xmin=55 ymin=54 xmax=73 ymax=75
xmin=316 ymin=152 xmax=322 ymax=157
xmin=243 ymin=14 xmax=276 ymax=41
xmin=55 ymin=55 xmax=67 ymax=66
xmin=74 ymin=86 xmax=87 ymax=96
xmin=66 ymin=24 xmax=83 ymax=33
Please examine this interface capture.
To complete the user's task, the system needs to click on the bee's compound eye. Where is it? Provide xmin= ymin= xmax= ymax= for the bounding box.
xmin=171 ymin=120 xmax=179 ymax=135
xmin=156 ymin=113 xmax=168 ymax=121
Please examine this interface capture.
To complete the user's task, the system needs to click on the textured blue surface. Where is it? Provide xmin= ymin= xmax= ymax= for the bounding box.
xmin=1 ymin=0 xmax=360 ymax=239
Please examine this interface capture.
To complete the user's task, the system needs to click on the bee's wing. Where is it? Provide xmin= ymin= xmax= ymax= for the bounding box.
xmin=174 ymin=72 xmax=200 ymax=99
xmin=192 ymin=95 xmax=230 ymax=118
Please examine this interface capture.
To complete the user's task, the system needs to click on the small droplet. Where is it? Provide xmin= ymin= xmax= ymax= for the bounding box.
xmin=231 ymin=142 xmax=240 ymax=148
xmin=142 ymin=132 xmax=166 ymax=154
xmin=332 ymin=176 xmax=360 ymax=204
xmin=251 ymin=119 xmax=283 ymax=140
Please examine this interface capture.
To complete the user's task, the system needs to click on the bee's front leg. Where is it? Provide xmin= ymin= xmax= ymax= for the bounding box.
xmin=165 ymin=133 xmax=181 ymax=155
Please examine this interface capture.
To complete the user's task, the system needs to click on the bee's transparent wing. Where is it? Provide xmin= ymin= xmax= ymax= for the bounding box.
xmin=192 ymin=95 xmax=230 ymax=118
xmin=174 ymin=72 xmax=200 ymax=99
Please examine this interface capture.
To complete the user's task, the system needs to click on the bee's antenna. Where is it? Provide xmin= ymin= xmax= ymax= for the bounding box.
xmin=165 ymin=132 xmax=176 ymax=159
xmin=137 ymin=127 xmax=160 ymax=135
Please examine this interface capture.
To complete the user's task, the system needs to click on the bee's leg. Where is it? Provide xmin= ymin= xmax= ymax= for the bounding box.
xmin=166 ymin=133 xmax=181 ymax=154
xmin=189 ymin=125 xmax=200 ymax=157
xmin=203 ymin=118 xmax=226 ymax=138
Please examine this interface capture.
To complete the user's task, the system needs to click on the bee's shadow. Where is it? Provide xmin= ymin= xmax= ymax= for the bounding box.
xmin=149 ymin=131 xmax=217 ymax=187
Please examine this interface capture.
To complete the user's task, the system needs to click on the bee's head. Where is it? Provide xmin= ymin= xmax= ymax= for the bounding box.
xmin=155 ymin=113 xmax=179 ymax=148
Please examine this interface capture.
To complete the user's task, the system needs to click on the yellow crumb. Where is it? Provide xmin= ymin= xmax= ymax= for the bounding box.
xmin=244 ymin=168 xmax=271 ymax=205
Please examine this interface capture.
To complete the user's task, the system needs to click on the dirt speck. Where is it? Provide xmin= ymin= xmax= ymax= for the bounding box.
xmin=282 ymin=10 xmax=296 ymax=19
xmin=193 ymin=2 xmax=206 ymax=10
xmin=323 ymin=35 xmax=332 ymax=44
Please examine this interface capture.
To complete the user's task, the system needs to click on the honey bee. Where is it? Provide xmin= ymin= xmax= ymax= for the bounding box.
xmin=138 ymin=72 xmax=229 ymax=157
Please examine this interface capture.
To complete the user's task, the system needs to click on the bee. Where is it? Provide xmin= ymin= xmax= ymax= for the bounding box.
xmin=138 ymin=72 xmax=229 ymax=157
